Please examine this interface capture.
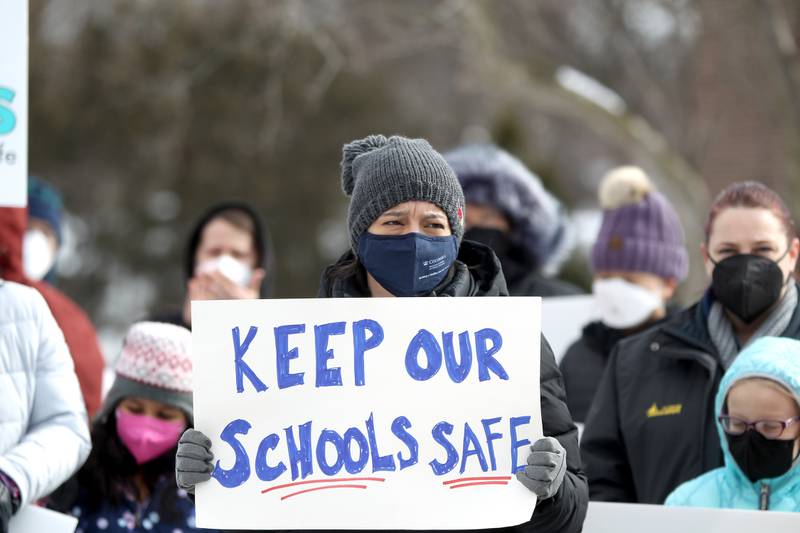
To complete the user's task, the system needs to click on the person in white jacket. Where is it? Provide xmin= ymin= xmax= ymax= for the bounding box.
xmin=0 ymin=279 xmax=91 ymax=532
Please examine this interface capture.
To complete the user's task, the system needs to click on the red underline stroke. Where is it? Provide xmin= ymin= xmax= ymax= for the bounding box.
xmin=442 ymin=476 xmax=512 ymax=485
xmin=262 ymin=477 xmax=386 ymax=494
xmin=280 ymin=484 xmax=368 ymax=500
xmin=449 ymin=481 xmax=509 ymax=489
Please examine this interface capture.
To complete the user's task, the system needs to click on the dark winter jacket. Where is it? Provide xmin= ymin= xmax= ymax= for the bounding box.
xmin=0 ymin=207 xmax=105 ymax=418
xmin=152 ymin=202 xmax=272 ymax=328
xmin=580 ymin=286 xmax=800 ymax=505
xmin=560 ymin=310 xmax=678 ymax=424
xmin=559 ymin=322 xmax=627 ymax=424
xmin=316 ymin=240 xmax=589 ymax=533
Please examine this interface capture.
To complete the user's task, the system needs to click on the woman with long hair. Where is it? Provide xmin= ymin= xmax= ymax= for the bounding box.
xmin=50 ymin=322 xmax=214 ymax=533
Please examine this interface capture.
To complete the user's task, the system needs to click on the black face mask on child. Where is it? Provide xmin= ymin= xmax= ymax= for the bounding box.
xmin=726 ymin=429 xmax=796 ymax=483
xmin=710 ymin=249 xmax=790 ymax=324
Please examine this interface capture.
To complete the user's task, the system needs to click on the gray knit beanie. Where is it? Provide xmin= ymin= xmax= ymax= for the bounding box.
xmin=341 ymin=135 xmax=465 ymax=251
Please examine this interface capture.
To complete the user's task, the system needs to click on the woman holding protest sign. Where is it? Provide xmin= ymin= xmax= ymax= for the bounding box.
xmin=582 ymin=181 xmax=800 ymax=505
xmin=176 ymin=134 xmax=589 ymax=532
xmin=50 ymin=322 xmax=215 ymax=533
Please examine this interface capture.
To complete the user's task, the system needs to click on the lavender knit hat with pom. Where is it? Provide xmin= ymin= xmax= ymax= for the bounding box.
xmin=591 ymin=166 xmax=688 ymax=281
xmin=341 ymin=134 xmax=465 ymax=252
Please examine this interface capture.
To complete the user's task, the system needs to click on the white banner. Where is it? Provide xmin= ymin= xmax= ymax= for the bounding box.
xmin=541 ymin=295 xmax=598 ymax=364
xmin=584 ymin=502 xmax=799 ymax=532
xmin=0 ymin=0 xmax=28 ymax=207
xmin=192 ymin=297 xmax=543 ymax=530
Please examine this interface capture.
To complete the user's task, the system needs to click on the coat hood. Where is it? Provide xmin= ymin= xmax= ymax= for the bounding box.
xmin=444 ymin=143 xmax=574 ymax=275
xmin=184 ymin=201 xmax=273 ymax=297
xmin=715 ymin=336 xmax=800 ymax=492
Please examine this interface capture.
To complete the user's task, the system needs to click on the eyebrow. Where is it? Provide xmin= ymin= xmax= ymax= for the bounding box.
xmin=381 ymin=210 xmax=446 ymax=219
xmin=715 ymin=240 xmax=777 ymax=248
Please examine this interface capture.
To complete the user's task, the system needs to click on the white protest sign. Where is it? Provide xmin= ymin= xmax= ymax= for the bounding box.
xmin=541 ymin=295 xmax=597 ymax=364
xmin=0 ymin=0 xmax=28 ymax=207
xmin=193 ymin=297 xmax=543 ymax=530
xmin=583 ymin=502 xmax=799 ymax=533
xmin=9 ymin=505 xmax=77 ymax=533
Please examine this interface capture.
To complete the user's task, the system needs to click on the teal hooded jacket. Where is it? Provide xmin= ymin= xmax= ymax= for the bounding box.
xmin=665 ymin=336 xmax=800 ymax=511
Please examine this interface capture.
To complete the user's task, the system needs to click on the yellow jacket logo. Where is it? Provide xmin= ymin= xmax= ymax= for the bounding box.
xmin=646 ymin=403 xmax=682 ymax=418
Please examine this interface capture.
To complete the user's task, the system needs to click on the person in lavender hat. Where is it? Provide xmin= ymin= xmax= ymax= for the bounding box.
xmin=560 ymin=166 xmax=688 ymax=424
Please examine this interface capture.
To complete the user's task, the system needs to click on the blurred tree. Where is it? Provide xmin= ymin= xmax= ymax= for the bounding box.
xmin=25 ymin=0 xmax=800 ymax=354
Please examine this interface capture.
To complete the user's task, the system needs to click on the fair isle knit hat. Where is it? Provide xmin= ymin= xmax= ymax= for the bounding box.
xmin=341 ymin=134 xmax=465 ymax=252
xmin=591 ymin=166 xmax=688 ymax=281
xmin=98 ymin=321 xmax=193 ymax=423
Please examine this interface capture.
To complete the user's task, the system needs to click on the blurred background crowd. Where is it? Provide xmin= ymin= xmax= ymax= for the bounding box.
xmin=25 ymin=0 xmax=800 ymax=357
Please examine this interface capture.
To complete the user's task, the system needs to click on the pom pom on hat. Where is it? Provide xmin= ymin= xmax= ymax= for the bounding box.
xmin=341 ymin=134 xmax=389 ymax=196
xmin=599 ymin=166 xmax=654 ymax=210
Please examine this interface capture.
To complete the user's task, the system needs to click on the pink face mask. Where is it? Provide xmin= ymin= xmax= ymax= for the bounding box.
xmin=116 ymin=409 xmax=186 ymax=465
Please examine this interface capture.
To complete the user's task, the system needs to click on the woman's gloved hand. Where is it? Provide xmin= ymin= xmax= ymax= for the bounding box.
xmin=515 ymin=436 xmax=567 ymax=500
xmin=175 ymin=429 xmax=214 ymax=494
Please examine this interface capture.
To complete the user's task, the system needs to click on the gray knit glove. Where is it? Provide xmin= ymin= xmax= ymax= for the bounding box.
xmin=176 ymin=429 xmax=214 ymax=494
xmin=515 ymin=437 xmax=567 ymax=500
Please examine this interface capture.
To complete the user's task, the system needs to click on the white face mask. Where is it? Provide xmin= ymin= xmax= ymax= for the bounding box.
xmin=195 ymin=254 xmax=253 ymax=287
xmin=593 ymin=277 xmax=663 ymax=330
xmin=23 ymin=229 xmax=55 ymax=282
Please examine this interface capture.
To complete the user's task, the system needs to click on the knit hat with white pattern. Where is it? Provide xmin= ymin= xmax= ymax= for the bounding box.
xmin=98 ymin=321 xmax=193 ymax=423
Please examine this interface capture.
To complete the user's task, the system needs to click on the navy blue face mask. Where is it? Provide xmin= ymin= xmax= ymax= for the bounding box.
xmin=357 ymin=232 xmax=459 ymax=297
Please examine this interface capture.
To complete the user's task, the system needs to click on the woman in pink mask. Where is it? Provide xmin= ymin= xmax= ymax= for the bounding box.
xmin=49 ymin=322 xmax=215 ymax=533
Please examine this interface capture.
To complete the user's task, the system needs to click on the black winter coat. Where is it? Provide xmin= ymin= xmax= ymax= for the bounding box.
xmin=315 ymin=241 xmax=589 ymax=533
xmin=559 ymin=322 xmax=627 ymax=424
xmin=580 ymin=287 xmax=800 ymax=505
xmin=560 ymin=310 xmax=677 ymax=424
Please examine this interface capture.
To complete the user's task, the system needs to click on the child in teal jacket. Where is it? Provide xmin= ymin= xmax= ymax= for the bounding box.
xmin=665 ymin=336 xmax=800 ymax=511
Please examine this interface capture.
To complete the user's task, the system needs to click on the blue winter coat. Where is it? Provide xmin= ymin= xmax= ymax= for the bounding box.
xmin=665 ymin=336 xmax=800 ymax=511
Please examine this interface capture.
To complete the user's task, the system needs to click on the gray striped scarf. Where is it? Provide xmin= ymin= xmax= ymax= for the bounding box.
xmin=708 ymin=284 xmax=798 ymax=369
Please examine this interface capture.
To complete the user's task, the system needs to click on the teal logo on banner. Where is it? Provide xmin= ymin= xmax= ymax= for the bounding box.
xmin=0 ymin=88 xmax=17 ymax=136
